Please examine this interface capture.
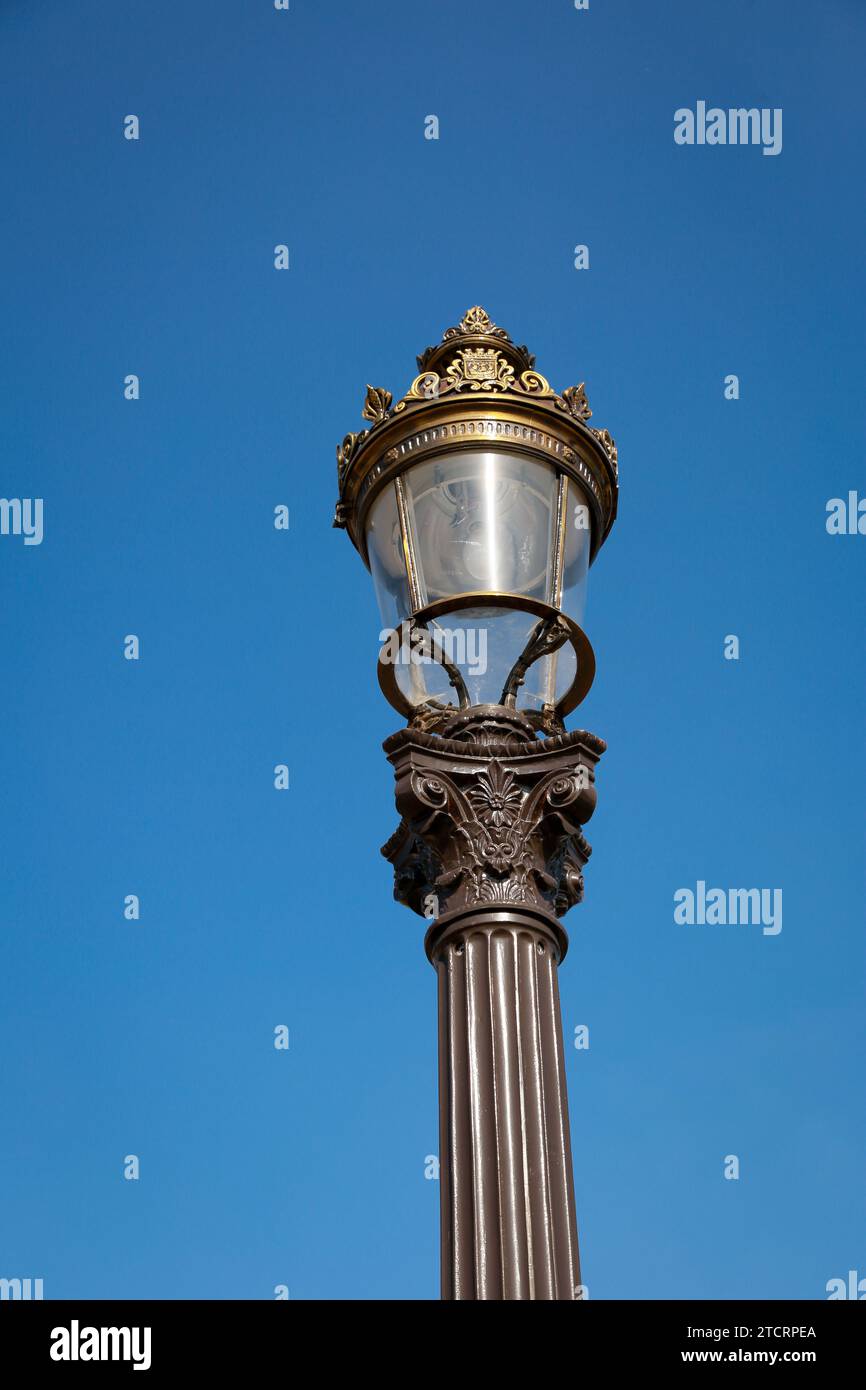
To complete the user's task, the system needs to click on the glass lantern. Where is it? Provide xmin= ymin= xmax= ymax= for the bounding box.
xmin=334 ymin=305 xmax=618 ymax=730
xmin=366 ymin=448 xmax=592 ymax=716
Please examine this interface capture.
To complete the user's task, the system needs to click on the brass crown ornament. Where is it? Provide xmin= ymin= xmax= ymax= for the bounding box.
xmin=333 ymin=306 xmax=619 ymax=564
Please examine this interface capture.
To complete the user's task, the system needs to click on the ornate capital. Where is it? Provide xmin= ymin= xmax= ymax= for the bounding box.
xmin=381 ymin=713 xmax=604 ymax=933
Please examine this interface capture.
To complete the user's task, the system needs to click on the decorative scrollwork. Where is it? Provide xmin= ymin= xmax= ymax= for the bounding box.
xmin=446 ymin=348 xmax=515 ymax=392
xmin=336 ymin=430 xmax=366 ymax=485
xmin=590 ymin=426 xmax=618 ymax=475
xmin=399 ymin=371 xmax=446 ymax=405
xmin=411 ymin=771 xmax=449 ymax=811
xmin=547 ymin=774 xmax=585 ymax=810
xmin=398 ymin=357 xmax=554 ymax=406
xmin=514 ymin=369 xmax=555 ymax=398
xmin=500 ymin=615 xmax=571 ymax=710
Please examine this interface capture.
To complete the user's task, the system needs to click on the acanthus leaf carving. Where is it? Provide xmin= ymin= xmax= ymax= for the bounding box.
xmin=560 ymin=383 xmax=592 ymax=421
xmin=362 ymin=384 xmax=393 ymax=425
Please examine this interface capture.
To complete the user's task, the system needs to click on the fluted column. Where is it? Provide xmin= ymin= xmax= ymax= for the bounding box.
xmin=428 ymin=906 xmax=580 ymax=1299
xmin=382 ymin=706 xmax=604 ymax=1301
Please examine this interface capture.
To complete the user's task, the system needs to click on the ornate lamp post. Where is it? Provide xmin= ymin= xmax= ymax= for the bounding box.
xmin=334 ymin=306 xmax=618 ymax=1300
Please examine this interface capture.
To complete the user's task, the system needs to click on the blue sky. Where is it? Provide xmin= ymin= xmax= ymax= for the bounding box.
xmin=0 ymin=0 xmax=863 ymax=1299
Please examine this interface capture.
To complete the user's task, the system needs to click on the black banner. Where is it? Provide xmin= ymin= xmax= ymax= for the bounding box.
xmin=1 ymin=1299 xmax=860 ymax=1375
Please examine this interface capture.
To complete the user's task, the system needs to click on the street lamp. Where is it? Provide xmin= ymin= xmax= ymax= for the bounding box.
xmin=334 ymin=305 xmax=618 ymax=1300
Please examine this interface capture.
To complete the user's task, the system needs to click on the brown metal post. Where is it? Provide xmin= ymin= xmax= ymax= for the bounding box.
xmin=382 ymin=706 xmax=604 ymax=1300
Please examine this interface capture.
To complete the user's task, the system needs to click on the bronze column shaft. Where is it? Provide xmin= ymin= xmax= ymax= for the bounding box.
xmin=382 ymin=707 xmax=604 ymax=1301
xmin=431 ymin=908 xmax=580 ymax=1299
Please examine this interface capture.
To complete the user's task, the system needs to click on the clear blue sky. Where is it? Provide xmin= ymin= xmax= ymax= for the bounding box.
xmin=1 ymin=0 xmax=863 ymax=1300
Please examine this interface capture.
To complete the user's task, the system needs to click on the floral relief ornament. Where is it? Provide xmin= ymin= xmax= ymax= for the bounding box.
xmin=469 ymin=761 xmax=524 ymax=830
